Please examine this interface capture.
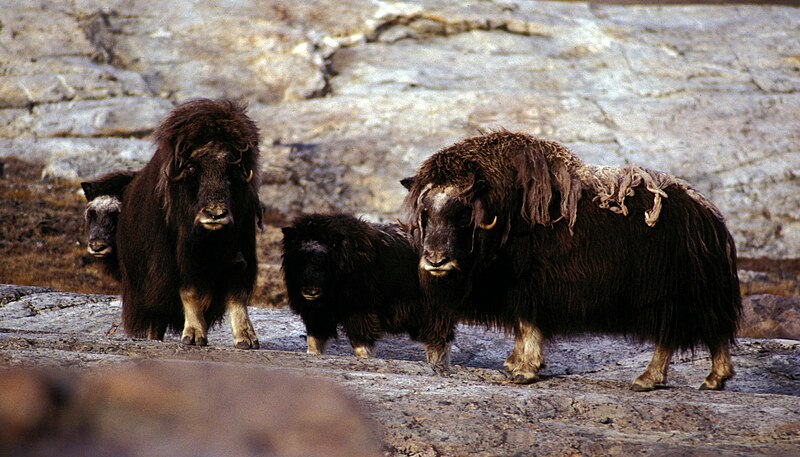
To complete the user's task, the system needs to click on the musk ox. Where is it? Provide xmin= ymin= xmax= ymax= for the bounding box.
xmin=81 ymin=170 xmax=136 ymax=280
xmin=281 ymin=213 xmax=455 ymax=364
xmin=402 ymin=130 xmax=741 ymax=390
xmin=116 ymin=98 xmax=261 ymax=348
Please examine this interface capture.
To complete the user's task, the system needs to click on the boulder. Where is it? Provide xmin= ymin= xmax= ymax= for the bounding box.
xmin=0 ymin=1 xmax=797 ymax=259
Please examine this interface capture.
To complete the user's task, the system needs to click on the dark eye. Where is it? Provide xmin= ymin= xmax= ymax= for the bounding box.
xmin=419 ymin=210 xmax=428 ymax=230
xmin=184 ymin=164 xmax=196 ymax=175
xmin=87 ymin=209 xmax=97 ymax=220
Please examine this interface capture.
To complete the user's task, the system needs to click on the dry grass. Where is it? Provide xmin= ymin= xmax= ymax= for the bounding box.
xmin=0 ymin=157 xmax=289 ymax=307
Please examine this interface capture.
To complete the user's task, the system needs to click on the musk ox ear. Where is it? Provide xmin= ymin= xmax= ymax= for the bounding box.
xmin=281 ymin=227 xmax=295 ymax=239
xmin=400 ymin=177 xmax=415 ymax=190
xmin=81 ymin=182 xmax=95 ymax=201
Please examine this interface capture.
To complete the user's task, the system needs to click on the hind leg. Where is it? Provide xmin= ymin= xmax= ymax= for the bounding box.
xmin=700 ymin=342 xmax=733 ymax=390
xmin=632 ymin=344 xmax=673 ymax=392
xmin=503 ymin=321 xmax=545 ymax=384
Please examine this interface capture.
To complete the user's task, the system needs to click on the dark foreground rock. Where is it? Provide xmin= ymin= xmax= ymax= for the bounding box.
xmin=0 ymin=363 xmax=382 ymax=457
xmin=1 ymin=285 xmax=799 ymax=456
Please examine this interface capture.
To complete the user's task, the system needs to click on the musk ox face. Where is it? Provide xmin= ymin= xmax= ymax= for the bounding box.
xmin=164 ymin=141 xmax=254 ymax=232
xmin=281 ymin=231 xmax=338 ymax=303
xmin=404 ymin=178 xmax=499 ymax=280
xmin=83 ymin=195 xmax=121 ymax=257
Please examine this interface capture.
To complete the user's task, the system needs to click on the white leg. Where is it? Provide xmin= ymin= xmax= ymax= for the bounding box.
xmin=504 ymin=321 xmax=545 ymax=384
xmin=306 ymin=335 xmax=327 ymax=355
xmin=180 ymin=287 xmax=210 ymax=346
xmin=632 ymin=344 xmax=673 ymax=392
xmin=226 ymin=292 xmax=259 ymax=349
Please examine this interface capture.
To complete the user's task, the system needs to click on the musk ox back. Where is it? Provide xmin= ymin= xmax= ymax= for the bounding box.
xmin=402 ymin=130 xmax=741 ymax=390
xmin=116 ymin=98 xmax=261 ymax=348
xmin=81 ymin=170 xmax=136 ymax=281
xmin=281 ymin=213 xmax=455 ymax=364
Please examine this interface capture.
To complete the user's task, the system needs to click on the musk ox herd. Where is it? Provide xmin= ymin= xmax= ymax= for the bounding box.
xmin=81 ymin=98 xmax=742 ymax=391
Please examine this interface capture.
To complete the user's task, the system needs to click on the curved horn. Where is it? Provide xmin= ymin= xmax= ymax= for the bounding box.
xmin=478 ymin=215 xmax=497 ymax=230
xmin=165 ymin=169 xmax=186 ymax=183
xmin=246 ymin=169 xmax=254 ymax=183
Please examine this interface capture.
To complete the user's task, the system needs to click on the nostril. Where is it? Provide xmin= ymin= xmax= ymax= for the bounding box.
xmin=89 ymin=240 xmax=111 ymax=254
xmin=89 ymin=240 xmax=108 ymax=251
xmin=211 ymin=209 xmax=228 ymax=220
xmin=203 ymin=207 xmax=229 ymax=220
xmin=425 ymin=253 xmax=449 ymax=268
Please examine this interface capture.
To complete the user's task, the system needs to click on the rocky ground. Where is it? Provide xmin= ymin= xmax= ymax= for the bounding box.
xmin=1 ymin=285 xmax=799 ymax=456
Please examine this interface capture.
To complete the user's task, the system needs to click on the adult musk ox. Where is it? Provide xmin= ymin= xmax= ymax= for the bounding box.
xmin=281 ymin=213 xmax=455 ymax=364
xmin=116 ymin=98 xmax=261 ymax=348
xmin=81 ymin=170 xmax=136 ymax=281
xmin=402 ymin=130 xmax=741 ymax=390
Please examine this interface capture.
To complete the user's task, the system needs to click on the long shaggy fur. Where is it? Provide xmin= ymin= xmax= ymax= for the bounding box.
xmin=403 ymin=130 xmax=741 ymax=353
xmin=281 ymin=213 xmax=455 ymax=354
xmin=116 ymin=98 xmax=261 ymax=338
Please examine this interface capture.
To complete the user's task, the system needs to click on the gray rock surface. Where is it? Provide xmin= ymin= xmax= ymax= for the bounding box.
xmin=0 ymin=1 xmax=798 ymax=258
xmin=1 ymin=285 xmax=799 ymax=455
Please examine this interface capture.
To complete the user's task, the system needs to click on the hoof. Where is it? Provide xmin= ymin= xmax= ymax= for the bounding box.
xmin=181 ymin=335 xmax=207 ymax=346
xmin=235 ymin=339 xmax=259 ymax=350
xmin=430 ymin=363 xmax=451 ymax=377
xmin=699 ymin=380 xmax=725 ymax=391
xmin=630 ymin=382 xmax=655 ymax=392
xmin=510 ymin=372 xmax=539 ymax=385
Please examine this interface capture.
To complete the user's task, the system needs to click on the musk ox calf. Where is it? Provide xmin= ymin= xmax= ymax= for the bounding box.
xmin=281 ymin=213 xmax=455 ymax=364
xmin=116 ymin=98 xmax=261 ymax=348
xmin=81 ymin=170 xmax=136 ymax=281
xmin=402 ymin=130 xmax=741 ymax=391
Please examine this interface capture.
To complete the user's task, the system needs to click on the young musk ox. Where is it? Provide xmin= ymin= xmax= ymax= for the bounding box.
xmin=116 ymin=98 xmax=261 ymax=348
xmin=402 ymin=130 xmax=741 ymax=391
xmin=281 ymin=213 xmax=455 ymax=364
xmin=81 ymin=170 xmax=136 ymax=281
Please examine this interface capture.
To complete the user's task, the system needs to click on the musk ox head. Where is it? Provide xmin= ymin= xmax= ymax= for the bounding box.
xmin=154 ymin=98 xmax=260 ymax=232
xmin=401 ymin=175 xmax=500 ymax=282
xmin=402 ymin=131 xmax=584 ymax=283
xmin=281 ymin=214 xmax=376 ymax=305
xmin=81 ymin=170 xmax=135 ymax=257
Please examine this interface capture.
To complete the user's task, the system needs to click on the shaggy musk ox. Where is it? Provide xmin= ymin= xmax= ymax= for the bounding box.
xmin=281 ymin=213 xmax=455 ymax=364
xmin=402 ymin=131 xmax=741 ymax=390
xmin=116 ymin=98 xmax=261 ymax=348
xmin=81 ymin=170 xmax=136 ymax=281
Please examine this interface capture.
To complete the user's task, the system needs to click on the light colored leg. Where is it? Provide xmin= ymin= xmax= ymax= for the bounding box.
xmin=180 ymin=287 xmax=210 ymax=346
xmin=425 ymin=340 xmax=452 ymax=366
xmin=631 ymin=344 xmax=673 ymax=392
xmin=226 ymin=292 xmax=259 ymax=350
xmin=504 ymin=321 xmax=545 ymax=384
xmin=306 ymin=335 xmax=327 ymax=355
xmin=353 ymin=344 xmax=374 ymax=358
xmin=700 ymin=343 xmax=734 ymax=390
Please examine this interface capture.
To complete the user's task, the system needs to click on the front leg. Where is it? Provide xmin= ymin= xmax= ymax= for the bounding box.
xmin=344 ymin=314 xmax=381 ymax=359
xmin=180 ymin=286 xmax=211 ymax=346
xmin=226 ymin=289 xmax=259 ymax=349
xmin=503 ymin=320 xmax=545 ymax=384
xmin=302 ymin=315 xmax=337 ymax=355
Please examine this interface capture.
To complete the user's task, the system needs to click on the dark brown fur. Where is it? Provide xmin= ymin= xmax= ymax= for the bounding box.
xmin=403 ymin=131 xmax=741 ymax=389
xmin=116 ymin=99 xmax=261 ymax=347
xmin=281 ymin=213 xmax=455 ymax=363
